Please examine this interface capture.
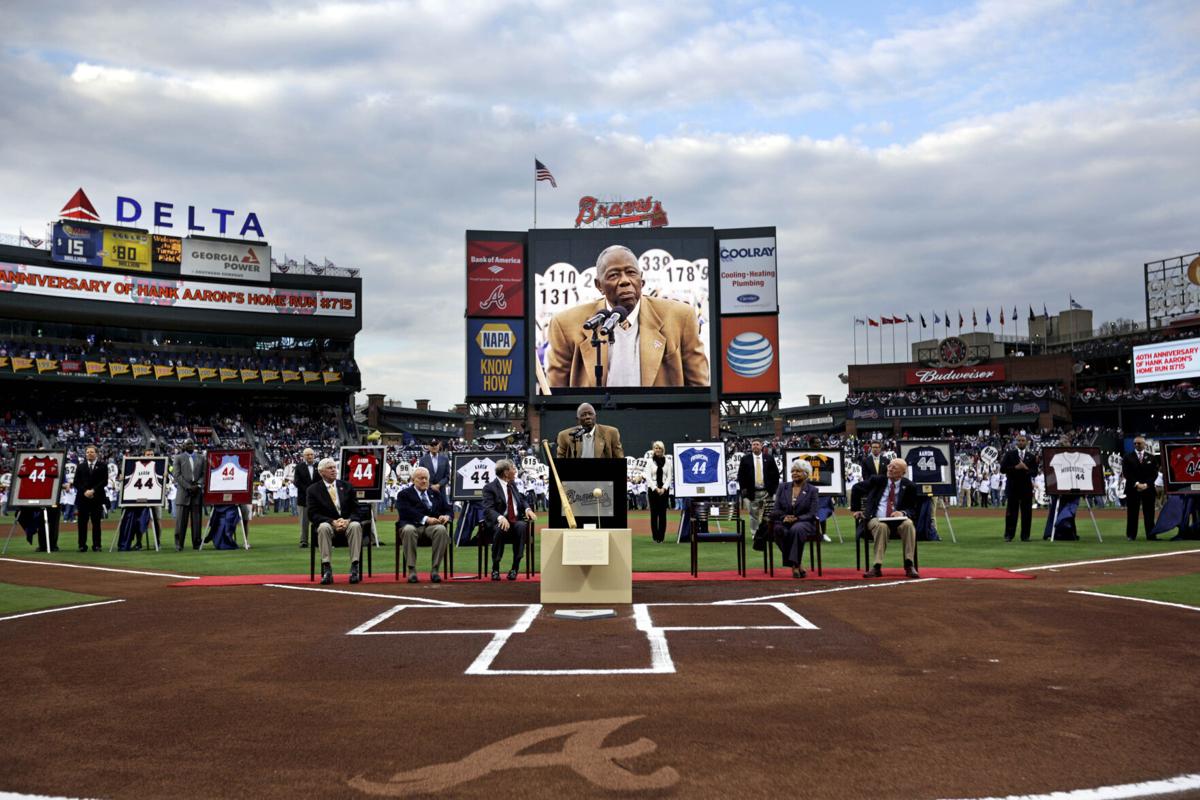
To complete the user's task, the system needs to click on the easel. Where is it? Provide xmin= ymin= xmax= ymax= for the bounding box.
xmin=1046 ymin=494 xmax=1103 ymax=542
xmin=934 ymin=494 xmax=958 ymax=543
xmin=107 ymin=507 xmax=163 ymax=553
xmin=1 ymin=508 xmax=51 ymax=555
xmin=198 ymin=505 xmax=251 ymax=550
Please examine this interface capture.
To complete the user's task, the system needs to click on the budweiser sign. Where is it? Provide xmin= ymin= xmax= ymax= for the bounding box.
xmin=905 ymin=365 xmax=1006 ymax=385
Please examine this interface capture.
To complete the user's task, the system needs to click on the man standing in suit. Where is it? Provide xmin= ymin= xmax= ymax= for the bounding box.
xmin=292 ymin=448 xmax=318 ymax=548
xmin=853 ymin=458 xmax=921 ymax=578
xmin=307 ymin=457 xmax=366 ymax=585
xmin=555 ymin=403 xmax=623 ymax=459
xmin=74 ymin=445 xmax=108 ymax=552
xmin=482 ymin=459 xmax=537 ymax=581
xmin=172 ymin=440 xmax=205 ymax=551
xmin=860 ymin=440 xmax=886 ymax=479
xmin=737 ymin=439 xmax=780 ymax=536
xmin=1122 ymin=436 xmax=1159 ymax=540
xmin=395 ymin=466 xmax=450 ymax=583
xmin=545 ymin=244 xmax=710 ymax=388
xmin=418 ymin=440 xmax=451 ymax=494
xmin=999 ymin=433 xmax=1037 ymax=541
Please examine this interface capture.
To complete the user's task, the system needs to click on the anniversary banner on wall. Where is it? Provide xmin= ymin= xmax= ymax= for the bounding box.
xmin=181 ymin=237 xmax=271 ymax=282
xmin=0 ymin=261 xmax=355 ymax=317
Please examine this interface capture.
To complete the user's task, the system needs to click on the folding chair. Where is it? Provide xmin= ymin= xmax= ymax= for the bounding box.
xmin=690 ymin=499 xmax=746 ymax=577
xmin=309 ymin=519 xmax=373 ymax=582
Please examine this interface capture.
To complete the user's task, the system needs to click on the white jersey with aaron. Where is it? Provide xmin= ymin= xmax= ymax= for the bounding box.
xmin=1049 ymin=451 xmax=1097 ymax=492
xmin=123 ymin=459 xmax=164 ymax=503
xmin=456 ymin=457 xmax=497 ymax=493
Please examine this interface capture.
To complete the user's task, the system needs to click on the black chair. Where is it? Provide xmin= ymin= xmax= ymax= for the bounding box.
xmin=851 ymin=483 xmax=918 ymax=573
xmin=760 ymin=495 xmax=822 ymax=577
xmin=308 ymin=519 xmax=374 ymax=582
xmin=394 ymin=517 xmax=454 ymax=581
xmin=475 ymin=518 xmax=535 ymax=579
xmin=689 ymin=499 xmax=745 ymax=577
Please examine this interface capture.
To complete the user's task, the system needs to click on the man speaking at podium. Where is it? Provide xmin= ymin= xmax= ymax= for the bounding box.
xmin=545 ymin=244 xmax=709 ymax=388
xmin=556 ymin=403 xmax=624 ymax=459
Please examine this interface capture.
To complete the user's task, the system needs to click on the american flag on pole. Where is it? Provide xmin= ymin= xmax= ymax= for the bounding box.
xmin=535 ymin=159 xmax=557 ymax=188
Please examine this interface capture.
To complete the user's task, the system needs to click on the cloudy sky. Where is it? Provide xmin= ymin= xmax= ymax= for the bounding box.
xmin=2 ymin=0 xmax=1198 ymax=410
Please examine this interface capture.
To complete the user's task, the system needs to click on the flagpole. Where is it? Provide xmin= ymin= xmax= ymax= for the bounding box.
xmin=533 ymin=155 xmax=538 ymax=229
xmin=852 ymin=317 xmax=857 ymax=365
xmin=891 ymin=322 xmax=896 ymax=362
xmin=866 ymin=322 xmax=870 ymax=364
xmin=905 ymin=319 xmax=910 ymax=362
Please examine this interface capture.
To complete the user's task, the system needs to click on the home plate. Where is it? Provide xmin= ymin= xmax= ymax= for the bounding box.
xmin=553 ymin=609 xmax=618 ymax=621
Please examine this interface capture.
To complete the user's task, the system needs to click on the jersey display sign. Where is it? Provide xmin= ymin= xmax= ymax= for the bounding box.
xmin=119 ymin=457 xmax=168 ymax=507
xmin=1041 ymin=447 xmax=1103 ymax=495
xmin=203 ymin=449 xmax=254 ymax=506
xmin=10 ymin=450 xmax=65 ymax=508
xmin=898 ymin=441 xmax=956 ymax=497
xmin=784 ymin=450 xmax=845 ymax=496
xmin=1161 ymin=441 xmax=1200 ymax=495
xmin=452 ymin=452 xmax=501 ymax=501
xmin=339 ymin=446 xmax=385 ymax=502
xmin=673 ymin=442 xmax=727 ymax=498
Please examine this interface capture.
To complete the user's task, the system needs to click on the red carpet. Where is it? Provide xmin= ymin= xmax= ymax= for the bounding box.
xmin=171 ymin=566 xmax=1031 ymax=588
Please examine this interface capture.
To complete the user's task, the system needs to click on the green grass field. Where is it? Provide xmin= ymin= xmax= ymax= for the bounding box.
xmin=0 ymin=582 xmax=108 ymax=616
xmin=2 ymin=507 xmax=1198 ymax=577
xmin=1088 ymin=573 xmax=1200 ymax=609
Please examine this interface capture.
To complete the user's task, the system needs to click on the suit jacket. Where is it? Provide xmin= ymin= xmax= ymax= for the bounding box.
xmin=171 ymin=451 xmax=205 ymax=505
xmin=396 ymin=485 xmax=451 ymax=527
xmin=858 ymin=475 xmax=920 ymax=523
xmin=999 ymin=448 xmax=1038 ymax=496
xmin=770 ymin=481 xmax=820 ymax=525
xmin=737 ymin=451 xmax=780 ymax=501
xmin=555 ymin=423 xmax=624 ymax=459
xmin=860 ymin=454 xmax=886 ymax=479
xmin=418 ymin=452 xmax=451 ymax=488
xmin=305 ymin=479 xmax=365 ymax=526
xmin=545 ymin=294 xmax=710 ymax=388
xmin=73 ymin=459 xmax=108 ymax=509
xmin=292 ymin=461 xmax=319 ymax=507
xmin=481 ymin=478 xmax=531 ymax=526
xmin=1121 ymin=450 xmax=1159 ymax=497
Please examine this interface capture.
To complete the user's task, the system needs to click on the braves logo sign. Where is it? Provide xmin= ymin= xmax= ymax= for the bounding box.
xmin=478 ymin=285 xmax=508 ymax=311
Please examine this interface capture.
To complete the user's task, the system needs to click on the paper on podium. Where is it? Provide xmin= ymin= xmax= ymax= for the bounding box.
xmin=561 ymin=530 xmax=610 ymax=566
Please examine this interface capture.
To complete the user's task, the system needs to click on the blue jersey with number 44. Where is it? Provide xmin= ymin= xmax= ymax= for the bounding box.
xmin=679 ymin=447 xmax=720 ymax=484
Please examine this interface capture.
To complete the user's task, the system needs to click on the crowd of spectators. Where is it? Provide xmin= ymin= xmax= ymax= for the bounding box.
xmin=250 ymin=403 xmax=345 ymax=468
xmin=31 ymin=404 xmax=147 ymax=463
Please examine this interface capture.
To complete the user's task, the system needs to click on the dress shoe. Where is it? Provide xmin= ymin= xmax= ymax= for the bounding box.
xmin=407 ymin=573 xmax=419 ymax=584
xmin=430 ymin=572 xmax=442 ymax=584
xmin=507 ymin=569 xmax=518 ymax=581
xmin=92 ymin=545 xmax=102 ymax=552
xmin=299 ymin=542 xmax=309 ymax=549
xmin=905 ymin=565 xmax=920 ymax=578
xmin=51 ymin=546 xmax=60 ymax=552
xmin=349 ymin=561 xmax=361 ymax=584
xmin=133 ymin=544 xmax=142 ymax=551
xmin=320 ymin=564 xmax=334 ymax=585
xmin=491 ymin=570 xmax=501 ymax=581
xmin=79 ymin=545 xmax=88 ymax=553
xmin=791 ymin=567 xmax=806 ymax=579
xmin=1003 ymin=537 xmax=1013 ymax=542
xmin=863 ymin=563 xmax=882 ymax=579
xmin=175 ymin=544 xmax=183 ymax=552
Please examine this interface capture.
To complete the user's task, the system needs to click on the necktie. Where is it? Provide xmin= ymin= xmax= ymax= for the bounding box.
xmin=754 ymin=456 xmax=763 ymax=487
xmin=421 ymin=491 xmax=432 ymax=509
xmin=328 ymin=483 xmax=340 ymax=513
xmin=874 ymin=458 xmax=879 ymax=473
xmin=506 ymin=483 xmax=517 ymax=521
xmin=886 ymin=481 xmax=896 ymax=517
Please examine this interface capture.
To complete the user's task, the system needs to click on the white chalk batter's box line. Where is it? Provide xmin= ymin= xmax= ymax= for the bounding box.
xmin=346 ymin=602 xmax=818 ymax=676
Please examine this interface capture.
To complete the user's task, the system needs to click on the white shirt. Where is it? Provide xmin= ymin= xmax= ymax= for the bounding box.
xmin=606 ymin=301 xmax=640 ymax=386
xmin=581 ymin=428 xmax=595 ymax=458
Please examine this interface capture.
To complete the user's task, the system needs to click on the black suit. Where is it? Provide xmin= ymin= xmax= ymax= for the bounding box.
xmin=736 ymin=451 xmax=780 ymax=503
xmin=73 ymin=459 xmax=108 ymax=550
xmin=859 ymin=475 xmax=920 ymax=523
xmin=1122 ymin=449 xmax=1159 ymax=540
xmin=419 ymin=452 xmax=451 ymax=491
xmin=293 ymin=461 xmax=319 ymax=546
xmin=306 ymin=479 xmax=366 ymax=567
xmin=999 ymin=448 xmax=1038 ymax=541
xmin=860 ymin=454 xmax=886 ymax=480
xmin=482 ymin=478 xmax=531 ymax=573
xmin=396 ymin=485 xmax=451 ymax=574
xmin=396 ymin=485 xmax=451 ymax=526
xmin=858 ymin=475 xmax=920 ymax=567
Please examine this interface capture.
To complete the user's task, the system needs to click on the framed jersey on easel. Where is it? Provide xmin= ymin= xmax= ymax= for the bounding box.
xmin=672 ymin=441 xmax=727 ymax=498
xmin=898 ymin=441 xmax=955 ymax=496
xmin=9 ymin=450 xmax=66 ymax=508
xmin=203 ymin=449 xmax=254 ymax=506
xmin=339 ymin=446 xmax=385 ymax=502
xmin=1161 ymin=441 xmax=1200 ymax=495
xmin=783 ymin=450 xmax=844 ymax=496
xmin=1041 ymin=447 xmax=1104 ymax=496
xmin=118 ymin=456 xmax=168 ymax=507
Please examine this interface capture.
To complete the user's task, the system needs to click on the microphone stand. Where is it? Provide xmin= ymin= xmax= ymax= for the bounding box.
xmin=589 ymin=321 xmax=617 ymax=388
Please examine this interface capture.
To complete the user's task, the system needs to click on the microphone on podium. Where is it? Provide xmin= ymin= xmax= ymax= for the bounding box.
xmin=599 ymin=306 xmax=629 ymax=335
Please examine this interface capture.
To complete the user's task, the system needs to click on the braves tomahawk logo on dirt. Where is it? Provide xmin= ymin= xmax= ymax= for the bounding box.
xmin=346 ymin=716 xmax=677 ymax=796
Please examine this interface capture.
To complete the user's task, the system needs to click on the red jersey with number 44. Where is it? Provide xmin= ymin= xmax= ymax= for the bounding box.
xmin=16 ymin=455 xmax=60 ymax=502
xmin=1167 ymin=445 xmax=1200 ymax=483
xmin=345 ymin=453 xmax=379 ymax=491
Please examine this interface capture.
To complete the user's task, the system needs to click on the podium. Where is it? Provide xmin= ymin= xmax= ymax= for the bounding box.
xmin=540 ymin=528 xmax=632 ymax=604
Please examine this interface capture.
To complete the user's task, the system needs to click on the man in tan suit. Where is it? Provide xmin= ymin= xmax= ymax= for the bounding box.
xmin=545 ymin=244 xmax=709 ymax=388
xmin=556 ymin=403 xmax=624 ymax=459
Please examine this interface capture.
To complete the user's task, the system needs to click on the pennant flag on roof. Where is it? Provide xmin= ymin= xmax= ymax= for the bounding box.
xmin=60 ymin=188 xmax=100 ymax=222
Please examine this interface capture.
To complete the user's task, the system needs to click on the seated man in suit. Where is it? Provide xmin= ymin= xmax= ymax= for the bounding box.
xmin=481 ymin=458 xmax=537 ymax=581
xmin=555 ymin=402 xmax=623 ymax=459
xmin=853 ymin=457 xmax=921 ymax=579
xmin=395 ymin=466 xmax=450 ymax=584
xmin=306 ymin=457 xmax=366 ymax=585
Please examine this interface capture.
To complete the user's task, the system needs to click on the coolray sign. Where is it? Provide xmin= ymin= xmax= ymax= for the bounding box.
xmin=849 ymin=400 xmax=1047 ymax=420
xmin=1132 ymin=337 xmax=1200 ymax=384
xmin=115 ymin=195 xmax=265 ymax=238
xmin=181 ymin=238 xmax=271 ymax=282
xmin=905 ymin=365 xmax=1006 ymax=385
xmin=575 ymin=196 xmax=668 ymax=228
xmin=718 ymin=236 xmax=777 ymax=314
xmin=0 ymin=261 xmax=355 ymax=317
xmin=466 ymin=239 xmax=524 ymax=317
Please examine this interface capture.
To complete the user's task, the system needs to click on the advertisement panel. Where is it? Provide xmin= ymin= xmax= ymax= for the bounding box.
xmin=530 ymin=228 xmax=712 ymax=392
xmin=51 ymin=222 xmax=104 ymax=267
xmin=466 ymin=318 xmax=526 ymax=399
xmin=720 ymin=314 xmax=780 ymax=397
xmin=101 ymin=228 xmax=151 ymax=271
xmin=181 ymin=238 xmax=271 ymax=282
xmin=466 ymin=239 xmax=525 ymax=317
xmin=1132 ymin=337 xmax=1200 ymax=384
xmin=718 ymin=236 xmax=778 ymax=314
xmin=905 ymin=365 xmax=1006 ymax=385
xmin=0 ymin=261 xmax=355 ymax=317
xmin=153 ymin=234 xmax=183 ymax=265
